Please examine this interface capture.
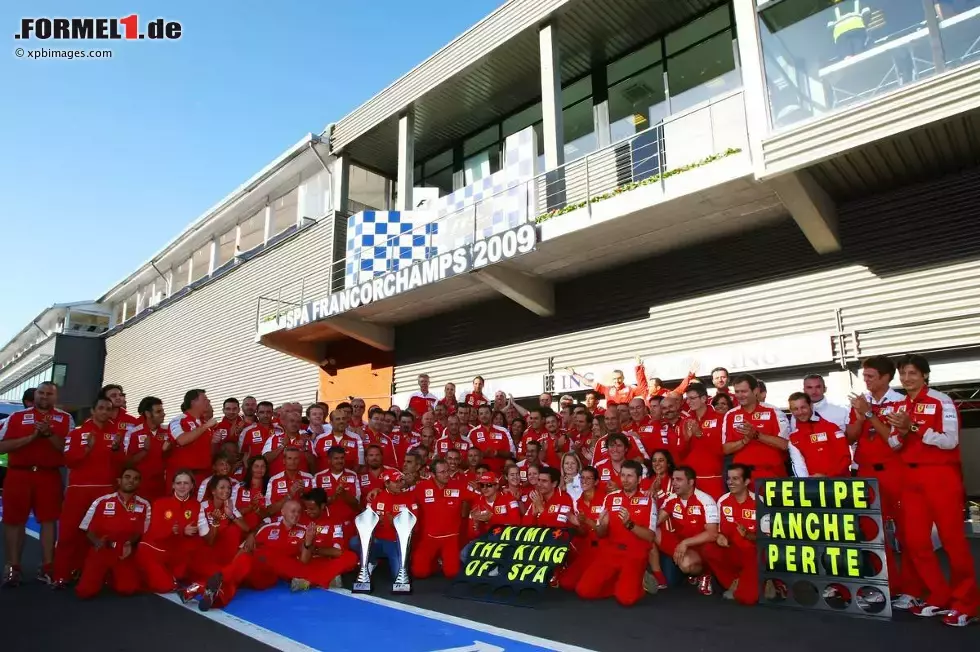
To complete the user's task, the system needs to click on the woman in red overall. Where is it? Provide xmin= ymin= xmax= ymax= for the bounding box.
xmin=559 ymin=466 xmax=606 ymax=591
xmin=196 ymin=476 xmax=250 ymax=572
xmin=135 ymin=470 xmax=203 ymax=592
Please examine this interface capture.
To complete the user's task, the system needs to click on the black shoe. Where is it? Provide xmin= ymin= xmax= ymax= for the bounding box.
xmin=199 ymin=573 xmax=223 ymax=612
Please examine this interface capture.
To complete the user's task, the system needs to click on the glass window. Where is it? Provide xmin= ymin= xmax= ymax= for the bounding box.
xmin=562 ymin=99 xmax=597 ymax=162
xmin=190 ymin=243 xmax=210 ymax=282
xmin=124 ymin=294 xmax=137 ymax=320
xmin=667 ymin=30 xmax=738 ymax=113
xmin=608 ymin=41 xmax=663 ymax=86
xmin=936 ymin=1 xmax=980 ymax=71
xmin=758 ymin=0 xmax=936 ymax=129
xmin=561 ymin=77 xmax=592 ymax=108
xmin=666 ymin=6 xmax=731 ymax=56
xmin=463 ymin=125 xmax=502 ymax=184
xmin=423 ymin=165 xmax=455 ymax=196
xmin=609 ymin=64 xmax=668 ymax=142
xmin=238 ymin=210 xmax=265 ymax=253
xmin=217 ymin=228 xmax=236 ymax=267
xmin=503 ymin=102 xmax=543 ymax=138
xmin=423 ymin=149 xmax=453 ymax=176
xmin=52 ymin=364 xmax=67 ymax=388
xmin=270 ymin=187 xmax=298 ymax=235
xmin=174 ymin=259 xmax=190 ymax=289
xmin=349 ymin=165 xmax=389 ymax=210
xmin=463 ymin=126 xmax=499 ymax=156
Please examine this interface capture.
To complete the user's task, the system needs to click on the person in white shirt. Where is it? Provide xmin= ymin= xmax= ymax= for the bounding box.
xmin=791 ymin=374 xmax=849 ymax=431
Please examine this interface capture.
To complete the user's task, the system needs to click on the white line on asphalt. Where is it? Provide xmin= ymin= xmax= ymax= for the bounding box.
xmin=331 ymin=588 xmax=598 ymax=652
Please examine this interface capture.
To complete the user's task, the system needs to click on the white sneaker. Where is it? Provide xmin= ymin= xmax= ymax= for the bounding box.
xmin=942 ymin=610 xmax=978 ymax=627
xmin=911 ymin=604 xmax=949 ymax=618
xmin=891 ymin=594 xmax=921 ymax=610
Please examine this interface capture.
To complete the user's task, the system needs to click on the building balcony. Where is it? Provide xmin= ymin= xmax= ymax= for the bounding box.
xmin=754 ymin=0 xmax=980 ymax=179
xmin=255 ymin=91 xmax=790 ymax=365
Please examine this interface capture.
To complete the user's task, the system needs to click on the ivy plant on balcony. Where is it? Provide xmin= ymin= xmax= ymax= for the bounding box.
xmin=534 ymin=147 xmax=742 ymax=224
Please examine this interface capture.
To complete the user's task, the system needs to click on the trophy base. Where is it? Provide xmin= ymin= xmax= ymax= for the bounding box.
xmin=352 ymin=582 xmax=372 ymax=593
xmin=392 ymin=582 xmax=412 ymax=594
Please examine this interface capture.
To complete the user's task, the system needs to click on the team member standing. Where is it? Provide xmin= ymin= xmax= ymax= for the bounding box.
xmin=469 ymin=405 xmax=515 ymax=474
xmin=239 ymin=402 xmax=277 ymax=459
xmin=124 ymin=397 xmax=172 ymax=502
xmin=567 ymin=359 xmax=646 ymax=407
xmin=594 ymin=434 xmax=638 ymax=491
xmin=786 ymin=393 xmax=851 ymax=478
xmin=657 ymin=467 xmax=721 ymax=595
xmin=591 ymin=411 xmax=647 ymax=466
xmin=463 ymin=376 xmax=489 ymax=408
xmin=845 ymin=355 xmax=922 ymax=606
xmin=313 ymin=446 xmax=360 ymax=539
xmin=576 ymin=460 xmax=657 ymax=606
xmin=53 ymin=397 xmax=127 ymax=588
xmin=433 ymin=415 xmax=472 ymax=459
xmin=890 ymin=354 xmax=980 ymax=626
xmin=722 ymin=375 xmax=788 ymax=481
xmin=314 ymin=410 xmax=364 ymax=471
xmin=135 ymin=470 xmax=202 ymax=592
xmin=698 ymin=464 xmax=758 ymax=605
xmin=681 ymin=386 xmax=726 ymax=499
xmin=101 ymin=384 xmax=141 ymax=439
xmin=412 ymin=459 xmax=466 ymax=579
xmin=75 ymin=467 xmax=151 ymax=599
xmin=407 ymin=374 xmax=438 ymax=427
xmin=167 ymin=390 xmax=218 ymax=486
xmin=559 ymin=466 xmax=606 ymax=591
xmin=267 ymin=449 xmax=316 ymax=515
xmin=0 ymin=381 xmax=72 ymax=586
xmin=538 ymin=413 xmax=570 ymax=469
xmin=263 ymin=410 xmax=316 ymax=475
xmin=212 ymin=398 xmax=245 ymax=448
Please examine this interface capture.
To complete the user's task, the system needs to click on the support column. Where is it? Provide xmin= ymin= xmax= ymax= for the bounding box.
xmin=592 ymin=63 xmax=610 ymax=149
xmin=396 ymin=111 xmax=415 ymax=211
xmin=207 ymin=236 xmax=218 ymax=275
xmin=539 ymin=22 xmax=564 ymax=171
xmin=732 ymin=0 xmax=771 ymax=174
xmin=332 ymin=154 xmax=350 ymax=213
xmin=262 ymin=204 xmax=272 ymax=244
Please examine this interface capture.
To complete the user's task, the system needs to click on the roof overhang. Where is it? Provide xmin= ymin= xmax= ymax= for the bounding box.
xmin=332 ymin=0 xmax=724 ymax=175
xmin=0 ymin=301 xmax=106 ymax=370
xmin=99 ymin=133 xmax=328 ymax=304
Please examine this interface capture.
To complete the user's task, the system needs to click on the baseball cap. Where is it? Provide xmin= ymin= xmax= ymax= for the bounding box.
xmin=382 ymin=469 xmax=404 ymax=484
xmin=477 ymin=472 xmax=497 ymax=485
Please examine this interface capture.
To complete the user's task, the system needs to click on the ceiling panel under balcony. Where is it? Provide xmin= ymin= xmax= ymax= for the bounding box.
xmin=809 ymin=109 xmax=980 ymax=201
xmin=339 ymin=0 xmax=724 ymax=176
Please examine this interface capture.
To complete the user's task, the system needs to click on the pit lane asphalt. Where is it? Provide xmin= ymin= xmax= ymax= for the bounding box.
xmin=2 ymin=536 xmax=977 ymax=651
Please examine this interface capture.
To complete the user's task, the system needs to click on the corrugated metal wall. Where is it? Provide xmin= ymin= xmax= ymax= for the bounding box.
xmin=393 ymin=166 xmax=980 ymax=392
xmin=104 ymin=220 xmax=333 ymax=412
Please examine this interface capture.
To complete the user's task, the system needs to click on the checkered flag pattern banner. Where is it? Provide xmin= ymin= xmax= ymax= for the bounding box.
xmin=345 ymin=127 xmax=538 ymax=288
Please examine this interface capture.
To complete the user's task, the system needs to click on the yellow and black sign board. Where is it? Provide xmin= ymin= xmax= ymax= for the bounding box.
xmin=756 ymin=478 xmax=891 ymax=619
xmin=452 ymin=526 xmax=572 ymax=604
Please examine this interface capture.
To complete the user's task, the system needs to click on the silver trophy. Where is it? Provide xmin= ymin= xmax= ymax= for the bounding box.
xmin=353 ymin=507 xmax=380 ymax=593
xmin=392 ymin=508 xmax=417 ymax=593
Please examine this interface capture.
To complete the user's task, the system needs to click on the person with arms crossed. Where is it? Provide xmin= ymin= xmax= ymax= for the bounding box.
xmin=0 ymin=381 xmax=72 ymax=586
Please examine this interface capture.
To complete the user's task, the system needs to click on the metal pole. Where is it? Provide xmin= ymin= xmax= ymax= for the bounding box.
xmin=585 ymin=151 xmax=591 ymax=216
xmin=921 ymin=0 xmax=947 ymax=75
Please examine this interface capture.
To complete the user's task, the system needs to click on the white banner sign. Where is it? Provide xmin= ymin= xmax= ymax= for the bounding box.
xmin=282 ymin=224 xmax=537 ymax=330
